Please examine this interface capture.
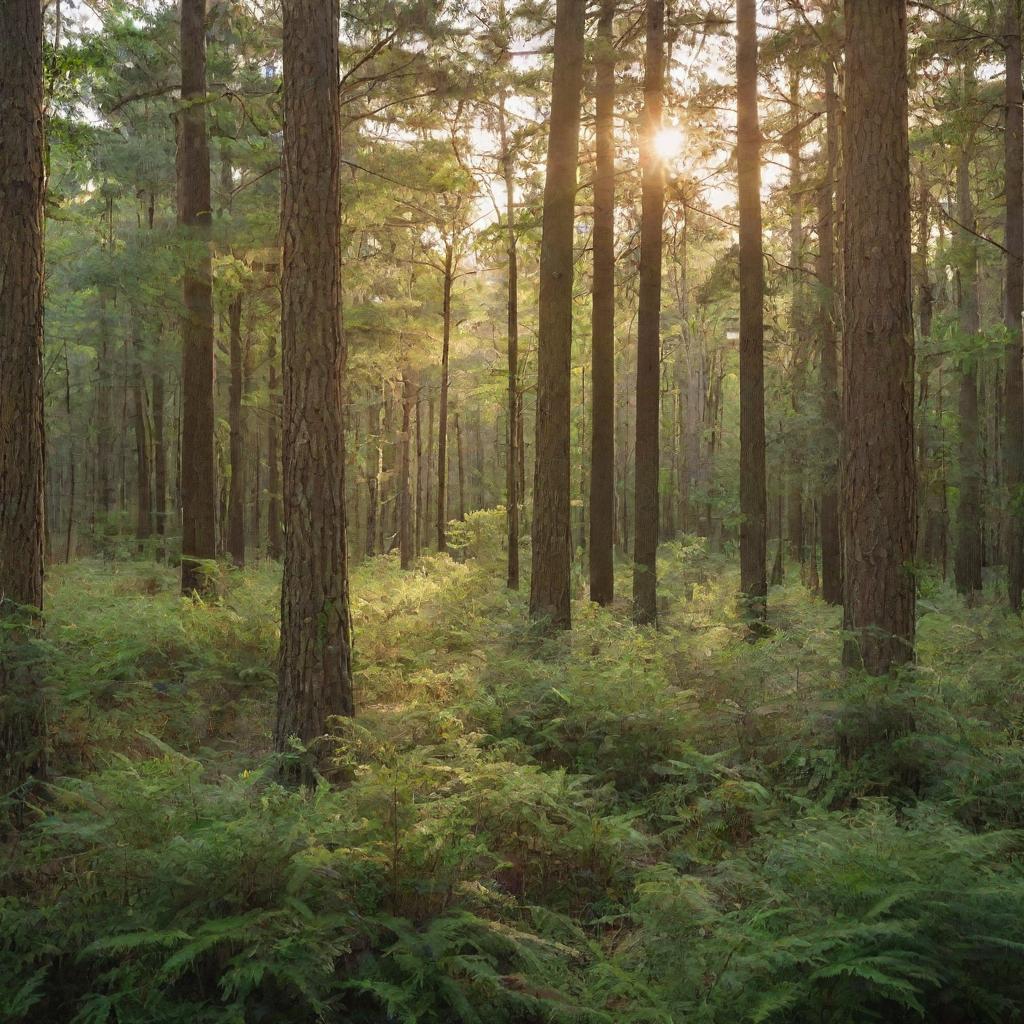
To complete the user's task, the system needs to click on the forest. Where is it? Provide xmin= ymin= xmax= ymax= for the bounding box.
xmin=3 ymin=0 xmax=1024 ymax=1020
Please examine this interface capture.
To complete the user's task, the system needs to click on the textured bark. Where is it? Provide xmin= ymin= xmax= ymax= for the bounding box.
xmin=841 ymin=1 xmax=916 ymax=674
xmin=455 ymin=411 xmax=466 ymax=522
xmin=131 ymin=325 xmax=152 ymax=545
xmin=178 ymin=0 xmax=218 ymax=595
xmin=737 ymin=0 xmax=768 ymax=619
xmin=274 ymin=0 xmax=355 ymax=768
xmin=399 ymin=373 xmax=415 ymax=570
xmin=497 ymin=93 xmax=521 ymax=589
xmin=436 ymin=245 xmax=453 ymax=552
xmin=227 ymin=292 xmax=246 ymax=567
xmin=1005 ymin=0 xmax=1024 ymax=611
xmin=529 ymin=0 xmax=585 ymax=628
xmin=954 ymin=143 xmax=983 ymax=596
xmin=424 ymin=394 xmax=435 ymax=551
xmin=589 ymin=0 xmax=616 ymax=605
xmin=0 ymin=0 xmax=46 ymax=788
xmin=786 ymin=67 xmax=805 ymax=569
xmin=266 ymin=331 xmax=282 ymax=560
xmin=819 ymin=62 xmax=842 ymax=605
xmin=415 ymin=385 xmax=423 ymax=557
xmin=365 ymin=394 xmax=381 ymax=557
xmin=633 ymin=0 xmax=664 ymax=625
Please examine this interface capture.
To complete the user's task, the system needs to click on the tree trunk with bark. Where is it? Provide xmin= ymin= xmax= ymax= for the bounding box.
xmin=0 ymin=0 xmax=47 ymax=789
xmin=1004 ymin=0 xmax=1024 ymax=611
xmin=399 ymin=372 xmax=415 ymax=570
xmin=589 ymin=0 xmax=616 ymax=606
xmin=274 ymin=0 xmax=355 ymax=771
xmin=633 ymin=0 xmax=665 ymax=625
xmin=436 ymin=244 xmax=454 ymax=552
xmin=227 ymin=292 xmax=246 ymax=567
xmin=841 ymin=0 xmax=916 ymax=673
xmin=529 ymin=0 xmax=585 ymax=629
xmin=736 ymin=0 xmax=768 ymax=620
xmin=954 ymin=141 xmax=983 ymax=596
xmin=178 ymin=0 xmax=218 ymax=595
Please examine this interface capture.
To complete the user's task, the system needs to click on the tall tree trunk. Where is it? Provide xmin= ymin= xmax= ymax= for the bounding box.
xmin=425 ymin=394 xmax=435 ymax=551
xmin=736 ymin=0 xmax=768 ymax=620
xmin=786 ymin=66 xmax=805 ymax=569
xmin=529 ymin=0 xmax=585 ymax=628
xmin=455 ymin=411 xmax=466 ymax=522
xmin=633 ymin=0 xmax=665 ymax=625
xmin=954 ymin=140 xmax=983 ymax=596
xmin=227 ymin=292 xmax=246 ymax=567
xmin=275 ymin=0 xmax=354 ymax=771
xmin=1004 ymin=0 xmax=1024 ymax=611
xmin=819 ymin=61 xmax=842 ymax=604
xmin=0 ymin=0 xmax=46 ymax=788
xmin=178 ymin=0 xmax=218 ymax=595
xmin=436 ymin=244 xmax=453 ymax=552
xmin=499 ymin=91 xmax=521 ymax=590
xmin=399 ymin=372 xmax=415 ymax=570
xmin=131 ymin=323 xmax=152 ymax=546
xmin=365 ymin=392 xmax=381 ymax=557
xmin=415 ymin=384 xmax=423 ymax=557
xmin=152 ymin=369 xmax=167 ymax=558
xmin=841 ymin=0 xmax=915 ymax=674
xmin=64 ymin=343 xmax=77 ymax=562
xmin=589 ymin=0 xmax=616 ymax=605
xmin=266 ymin=331 xmax=282 ymax=560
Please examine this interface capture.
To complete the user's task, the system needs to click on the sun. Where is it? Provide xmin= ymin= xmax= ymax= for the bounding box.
xmin=653 ymin=126 xmax=684 ymax=162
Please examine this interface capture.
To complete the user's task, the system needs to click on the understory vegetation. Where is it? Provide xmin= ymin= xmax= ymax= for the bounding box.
xmin=3 ymin=516 xmax=1024 ymax=1023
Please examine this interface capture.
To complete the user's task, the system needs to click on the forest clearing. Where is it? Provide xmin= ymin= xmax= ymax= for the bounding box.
xmin=3 ymin=0 xmax=1024 ymax=1020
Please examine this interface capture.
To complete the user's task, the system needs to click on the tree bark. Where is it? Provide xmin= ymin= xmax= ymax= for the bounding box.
xmin=266 ymin=330 xmax=282 ymax=560
xmin=954 ymin=140 xmax=983 ymax=596
xmin=0 ymin=0 xmax=46 ymax=788
xmin=274 ymin=0 xmax=355 ymax=769
xmin=737 ymin=0 xmax=768 ymax=620
xmin=1004 ymin=0 xmax=1024 ymax=611
xmin=589 ymin=0 xmax=616 ymax=605
xmin=227 ymin=292 xmax=246 ymax=567
xmin=529 ymin=0 xmax=585 ymax=628
xmin=633 ymin=0 xmax=664 ymax=625
xmin=131 ymin=322 xmax=152 ymax=546
xmin=819 ymin=61 xmax=842 ymax=605
xmin=399 ymin=372 xmax=415 ymax=570
xmin=499 ymin=92 xmax=521 ymax=590
xmin=436 ymin=244 xmax=453 ymax=552
xmin=841 ymin=0 xmax=916 ymax=673
xmin=178 ymin=0 xmax=218 ymax=595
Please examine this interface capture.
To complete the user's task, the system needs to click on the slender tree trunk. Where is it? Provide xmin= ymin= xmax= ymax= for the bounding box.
xmin=425 ymin=394 xmax=435 ymax=551
xmin=633 ymin=0 xmax=665 ymax=625
xmin=589 ymin=0 xmax=616 ymax=605
xmin=1004 ymin=0 xmax=1024 ymax=611
xmin=841 ymin=0 xmax=915 ymax=674
xmin=954 ymin=140 xmax=983 ymax=596
xmin=131 ymin=323 xmax=152 ymax=546
xmin=819 ymin=61 xmax=842 ymax=605
xmin=737 ymin=0 xmax=768 ymax=620
xmin=0 ymin=0 xmax=46 ymax=788
xmin=529 ymin=0 xmax=585 ymax=628
xmin=365 ymin=392 xmax=380 ymax=557
xmin=64 ymin=343 xmax=77 ymax=562
xmin=275 ymin=0 xmax=354 ymax=769
xmin=178 ymin=0 xmax=218 ymax=595
xmin=227 ymin=292 xmax=246 ymax=567
xmin=437 ymin=244 xmax=453 ymax=552
xmin=455 ymin=411 xmax=466 ymax=522
xmin=399 ymin=372 xmax=415 ymax=570
xmin=786 ymin=67 xmax=805 ymax=569
xmin=415 ymin=384 xmax=423 ymax=557
xmin=266 ymin=331 xmax=282 ymax=560
xmin=499 ymin=93 xmax=521 ymax=590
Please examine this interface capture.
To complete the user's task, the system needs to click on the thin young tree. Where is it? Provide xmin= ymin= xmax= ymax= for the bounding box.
xmin=841 ymin=0 xmax=916 ymax=673
xmin=227 ymin=292 xmax=246 ymax=567
xmin=589 ymin=0 xmax=616 ymax=605
xmin=633 ymin=0 xmax=665 ymax=625
xmin=274 ymin=0 xmax=355 ymax=769
xmin=736 ymin=0 xmax=768 ymax=620
xmin=178 ymin=0 xmax=218 ymax=595
xmin=0 ymin=0 xmax=46 ymax=787
xmin=529 ymin=0 xmax=586 ymax=628
xmin=1004 ymin=0 xmax=1024 ymax=612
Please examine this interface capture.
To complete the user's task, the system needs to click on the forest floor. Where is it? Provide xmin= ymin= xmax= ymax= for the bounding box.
xmin=4 ymin=511 xmax=1024 ymax=1023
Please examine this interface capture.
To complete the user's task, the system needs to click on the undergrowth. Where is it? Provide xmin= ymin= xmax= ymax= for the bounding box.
xmin=3 ymin=513 xmax=1024 ymax=1022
